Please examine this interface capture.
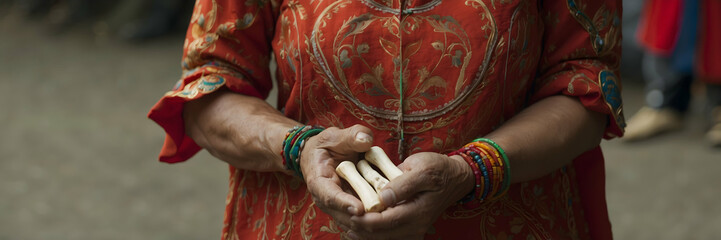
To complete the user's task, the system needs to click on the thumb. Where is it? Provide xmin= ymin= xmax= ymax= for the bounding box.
xmin=319 ymin=124 xmax=374 ymax=154
xmin=377 ymin=167 xmax=439 ymax=207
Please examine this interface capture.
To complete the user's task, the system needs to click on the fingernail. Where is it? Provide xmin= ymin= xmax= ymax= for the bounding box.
xmin=355 ymin=132 xmax=372 ymax=143
xmin=380 ymin=189 xmax=396 ymax=207
xmin=348 ymin=206 xmax=359 ymax=215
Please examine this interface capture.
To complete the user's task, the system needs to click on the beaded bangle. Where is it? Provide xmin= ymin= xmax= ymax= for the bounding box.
xmin=455 ymin=151 xmax=481 ymax=204
xmin=473 ymin=138 xmax=511 ymax=200
xmin=463 ymin=145 xmax=492 ymax=200
xmin=451 ymin=147 xmax=486 ymax=204
xmin=467 ymin=151 xmax=490 ymax=201
xmin=281 ymin=125 xmax=325 ymax=179
xmin=450 ymin=136 xmax=514 ymax=204
xmin=282 ymin=126 xmax=305 ymax=174
xmin=281 ymin=126 xmax=303 ymax=166
xmin=465 ymin=148 xmax=486 ymax=200
xmin=470 ymin=146 xmax=494 ymax=186
xmin=473 ymin=142 xmax=503 ymax=196
xmin=290 ymin=128 xmax=320 ymax=160
xmin=449 ymin=138 xmax=512 ymax=204
xmin=291 ymin=128 xmax=324 ymax=178
xmin=481 ymin=150 xmax=501 ymax=199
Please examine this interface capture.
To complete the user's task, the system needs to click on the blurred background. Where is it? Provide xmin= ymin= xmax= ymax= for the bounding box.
xmin=1 ymin=0 xmax=719 ymax=239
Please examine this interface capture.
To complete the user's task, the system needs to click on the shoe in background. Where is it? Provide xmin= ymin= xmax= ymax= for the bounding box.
xmin=624 ymin=107 xmax=683 ymax=141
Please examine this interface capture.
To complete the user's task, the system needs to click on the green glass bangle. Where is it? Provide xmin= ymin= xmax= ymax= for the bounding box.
xmin=290 ymin=127 xmax=324 ymax=179
xmin=284 ymin=127 xmax=306 ymax=164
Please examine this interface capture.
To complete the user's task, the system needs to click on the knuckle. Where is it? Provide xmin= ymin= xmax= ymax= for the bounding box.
xmin=321 ymin=195 xmax=335 ymax=208
xmin=349 ymin=124 xmax=366 ymax=133
xmin=336 ymin=221 xmax=349 ymax=230
xmin=313 ymin=195 xmax=335 ymax=212
xmin=350 ymin=221 xmax=362 ymax=231
xmin=315 ymin=131 xmax=334 ymax=145
xmin=386 ymin=214 xmax=403 ymax=229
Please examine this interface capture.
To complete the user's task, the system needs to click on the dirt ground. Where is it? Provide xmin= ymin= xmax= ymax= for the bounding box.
xmin=2 ymin=13 xmax=720 ymax=240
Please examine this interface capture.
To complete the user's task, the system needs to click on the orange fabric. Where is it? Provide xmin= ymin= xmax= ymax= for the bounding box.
xmin=148 ymin=0 xmax=625 ymax=239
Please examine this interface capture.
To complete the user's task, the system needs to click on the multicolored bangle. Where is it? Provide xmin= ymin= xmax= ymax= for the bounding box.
xmin=456 ymin=151 xmax=480 ymax=204
xmin=281 ymin=125 xmax=325 ymax=179
xmin=475 ymin=145 xmax=500 ymax=199
xmin=449 ymin=138 xmax=512 ymax=205
xmin=474 ymin=138 xmax=511 ymax=200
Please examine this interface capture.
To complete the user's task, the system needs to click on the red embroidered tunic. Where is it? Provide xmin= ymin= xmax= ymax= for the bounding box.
xmin=148 ymin=0 xmax=625 ymax=239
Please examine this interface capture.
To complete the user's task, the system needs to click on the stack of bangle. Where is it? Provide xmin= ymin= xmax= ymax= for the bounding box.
xmin=281 ymin=125 xmax=325 ymax=179
xmin=449 ymin=138 xmax=511 ymax=204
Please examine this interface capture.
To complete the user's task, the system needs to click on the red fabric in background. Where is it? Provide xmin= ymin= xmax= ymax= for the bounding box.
xmin=637 ymin=0 xmax=721 ymax=83
xmin=636 ymin=0 xmax=684 ymax=56
xmin=698 ymin=0 xmax=721 ymax=83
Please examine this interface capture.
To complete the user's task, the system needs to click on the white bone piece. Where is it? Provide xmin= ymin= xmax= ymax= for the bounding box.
xmin=364 ymin=146 xmax=403 ymax=180
xmin=336 ymin=161 xmax=384 ymax=212
xmin=356 ymin=160 xmax=390 ymax=193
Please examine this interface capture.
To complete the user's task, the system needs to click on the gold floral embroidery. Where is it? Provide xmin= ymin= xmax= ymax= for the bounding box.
xmin=307 ymin=0 xmax=498 ymax=134
xmin=566 ymin=72 xmax=598 ymax=95
xmin=439 ymin=165 xmax=586 ymax=239
xmin=165 ymin=75 xmax=226 ymax=99
xmin=565 ymin=0 xmax=620 ymax=56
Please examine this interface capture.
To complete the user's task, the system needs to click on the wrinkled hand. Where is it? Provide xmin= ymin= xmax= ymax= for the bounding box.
xmin=347 ymin=152 xmax=474 ymax=240
xmin=300 ymin=124 xmax=374 ymax=231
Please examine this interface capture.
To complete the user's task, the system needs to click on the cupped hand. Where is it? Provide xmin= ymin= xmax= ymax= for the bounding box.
xmin=347 ymin=152 xmax=474 ymax=240
xmin=300 ymin=124 xmax=374 ymax=231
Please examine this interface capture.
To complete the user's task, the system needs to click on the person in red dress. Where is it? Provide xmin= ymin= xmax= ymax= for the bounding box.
xmin=148 ymin=0 xmax=625 ymax=239
xmin=626 ymin=0 xmax=721 ymax=145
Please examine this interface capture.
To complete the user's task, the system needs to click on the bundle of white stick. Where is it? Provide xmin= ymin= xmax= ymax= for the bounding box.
xmin=335 ymin=146 xmax=403 ymax=212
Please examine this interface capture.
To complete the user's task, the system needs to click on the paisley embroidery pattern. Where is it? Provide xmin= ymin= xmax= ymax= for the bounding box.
xmin=166 ymin=75 xmax=226 ymax=99
xmin=565 ymin=0 xmax=621 ymax=56
xmin=599 ymin=70 xmax=625 ymax=128
xmin=310 ymin=0 xmax=498 ymax=126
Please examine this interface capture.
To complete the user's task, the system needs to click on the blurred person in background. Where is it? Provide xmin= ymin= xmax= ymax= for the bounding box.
xmin=619 ymin=0 xmax=645 ymax=81
xmin=625 ymin=0 xmax=721 ymax=146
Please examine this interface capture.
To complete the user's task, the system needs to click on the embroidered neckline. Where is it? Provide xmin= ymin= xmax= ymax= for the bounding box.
xmin=359 ymin=0 xmax=442 ymax=15
xmin=310 ymin=1 xmax=500 ymax=122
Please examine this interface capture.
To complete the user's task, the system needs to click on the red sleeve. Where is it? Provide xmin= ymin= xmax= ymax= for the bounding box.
xmin=147 ymin=0 xmax=280 ymax=163
xmin=533 ymin=0 xmax=625 ymax=139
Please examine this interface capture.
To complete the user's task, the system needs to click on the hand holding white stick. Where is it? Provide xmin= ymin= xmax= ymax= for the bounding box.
xmin=356 ymin=160 xmax=390 ymax=193
xmin=364 ymin=146 xmax=403 ymax=180
xmin=336 ymin=161 xmax=384 ymax=212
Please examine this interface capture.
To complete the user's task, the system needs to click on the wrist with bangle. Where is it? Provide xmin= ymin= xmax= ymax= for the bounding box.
xmin=281 ymin=125 xmax=325 ymax=179
xmin=448 ymin=138 xmax=511 ymax=205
